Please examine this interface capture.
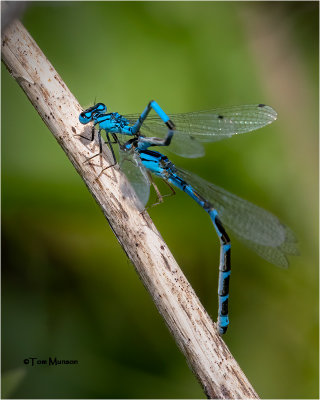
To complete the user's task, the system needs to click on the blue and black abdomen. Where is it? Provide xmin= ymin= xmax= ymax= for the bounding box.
xmin=139 ymin=156 xmax=232 ymax=335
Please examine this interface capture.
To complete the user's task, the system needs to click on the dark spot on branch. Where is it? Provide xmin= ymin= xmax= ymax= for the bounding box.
xmin=220 ymin=384 xmax=232 ymax=398
xmin=95 ymin=178 xmax=103 ymax=190
xmin=72 ymin=127 xmax=76 ymax=133
xmin=161 ymin=253 xmax=171 ymax=271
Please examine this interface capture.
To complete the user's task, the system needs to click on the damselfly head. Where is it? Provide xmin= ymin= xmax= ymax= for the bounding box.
xmin=79 ymin=103 xmax=107 ymax=124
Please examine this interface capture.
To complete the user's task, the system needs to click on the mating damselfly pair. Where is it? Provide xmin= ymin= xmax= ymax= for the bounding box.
xmin=78 ymin=100 xmax=298 ymax=334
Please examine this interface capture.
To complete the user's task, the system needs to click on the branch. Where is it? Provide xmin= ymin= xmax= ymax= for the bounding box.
xmin=1 ymin=19 xmax=259 ymax=399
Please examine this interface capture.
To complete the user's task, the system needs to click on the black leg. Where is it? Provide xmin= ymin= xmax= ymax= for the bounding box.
xmin=83 ymin=129 xmax=103 ymax=164
xmin=77 ymin=123 xmax=96 ymax=142
xmin=96 ymin=133 xmax=119 ymax=178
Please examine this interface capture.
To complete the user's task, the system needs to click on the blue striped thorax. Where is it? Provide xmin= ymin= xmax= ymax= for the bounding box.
xmin=139 ymin=150 xmax=171 ymax=178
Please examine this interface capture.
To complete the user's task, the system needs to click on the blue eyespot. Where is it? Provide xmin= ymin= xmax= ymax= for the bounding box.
xmin=96 ymin=103 xmax=107 ymax=113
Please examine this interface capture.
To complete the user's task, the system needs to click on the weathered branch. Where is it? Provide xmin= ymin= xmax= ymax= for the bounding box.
xmin=2 ymin=19 xmax=259 ymax=399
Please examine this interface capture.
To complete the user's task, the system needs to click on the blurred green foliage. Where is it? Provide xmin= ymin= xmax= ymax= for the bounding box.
xmin=2 ymin=2 xmax=318 ymax=398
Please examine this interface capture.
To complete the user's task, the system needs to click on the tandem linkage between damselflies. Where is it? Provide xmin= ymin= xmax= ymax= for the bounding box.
xmin=78 ymin=100 xmax=298 ymax=334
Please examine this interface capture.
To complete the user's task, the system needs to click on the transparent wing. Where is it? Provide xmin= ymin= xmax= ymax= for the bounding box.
xmin=119 ymin=148 xmax=150 ymax=211
xmin=171 ymin=104 xmax=277 ymax=142
xmin=164 ymin=133 xmax=205 ymax=158
xmin=124 ymin=104 xmax=277 ymax=157
xmin=175 ymin=167 xmax=298 ymax=267
xmin=125 ymin=103 xmax=277 ymax=141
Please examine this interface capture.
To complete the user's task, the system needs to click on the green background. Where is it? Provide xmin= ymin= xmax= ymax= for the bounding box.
xmin=2 ymin=2 xmax=318 ymax=398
